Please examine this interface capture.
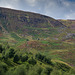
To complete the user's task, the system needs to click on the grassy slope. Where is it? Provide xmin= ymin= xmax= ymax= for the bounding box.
xmin=0 ymin=8 xmax=75 ymax=73
xmin=0 ymin=7 xmax=65 ymax=40
xmin=0 ymin=44 xmax=75 ymax=75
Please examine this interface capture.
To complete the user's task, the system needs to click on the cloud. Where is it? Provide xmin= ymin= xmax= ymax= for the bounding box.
xmin=0 ymin=0 xmax=21 ymax=9
xmin=65 ymin=13 xmax=75 ymax=19
xmin=43 ymin=0 xmax=75 ymax=19
xmin=63 ymin=1 xmax=70 ymax=7
xmin=0 ymin=0 xmax=75 ymax=19
xmin=43 ymin=0 xmax=65 ymax=18
xmin=25 ymin=0 xmax=37 ymax=6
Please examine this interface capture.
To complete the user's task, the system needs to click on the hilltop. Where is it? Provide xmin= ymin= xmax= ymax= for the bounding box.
xmin=0 ymin=7 xmax=66 ymax=40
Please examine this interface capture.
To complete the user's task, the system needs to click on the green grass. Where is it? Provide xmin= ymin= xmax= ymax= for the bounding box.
xmin=11 ymin=33 xmax=21 ymax=40
xmin=11 ymin=32 xmax=25 ymax=42
xmin=0 ymin=40 xmax=75 ymax=75
xmin=41 ymin=41 xmax=49 ymax=44
xmin=41 ymin=41 xmax=60 ymax=46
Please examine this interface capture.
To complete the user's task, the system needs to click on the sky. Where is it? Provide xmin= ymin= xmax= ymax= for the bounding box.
xmin=0 ymin=0 xmax=75 ymax=19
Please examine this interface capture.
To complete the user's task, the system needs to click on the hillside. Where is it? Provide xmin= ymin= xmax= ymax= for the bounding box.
xmin=58 ymin=19 xmax=75 ymax=41
xmin=0 ymin=7 xmax=75 ymax=75
xmin=0 ymin=44 xmax=75 ymax=75
xmin=58 ymin=19 xmax=75 ymax=32
xmin=0 ymin=7 xmax=66 ymax=40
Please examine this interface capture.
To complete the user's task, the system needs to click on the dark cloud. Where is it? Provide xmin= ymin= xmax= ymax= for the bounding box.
xmin=0 ymin=0 xmax=75 ymax=19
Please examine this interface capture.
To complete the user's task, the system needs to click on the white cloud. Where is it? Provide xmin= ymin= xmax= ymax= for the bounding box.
xmin=44 ymin=0 xmax=64 ymax=18
xmin=25 ymin=0 xmax=37 ymax=6
xmin=13 ymin=0 xmax=20 ymax=2
xmin=0 ymin=0 xmax=20 ymax=9
xmin=65 ymin=13 xmax=75 ymax=19
xmin=63 ymin=1 xmax=70 ymax=7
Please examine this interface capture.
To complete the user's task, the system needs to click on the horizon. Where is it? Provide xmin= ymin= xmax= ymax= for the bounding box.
xmin=0 ymin=0 xmax=75 ymax=19
xmin=0 ymin=6 xmax=75 ymax=20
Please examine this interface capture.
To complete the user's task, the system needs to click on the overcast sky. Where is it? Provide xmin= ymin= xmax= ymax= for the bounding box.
xmin=0 ymin=0 xmax=75 ymax=19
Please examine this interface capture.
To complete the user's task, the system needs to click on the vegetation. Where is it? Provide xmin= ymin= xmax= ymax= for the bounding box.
xmin=0 ymin=44 xmax=75 ymax=75
xmin=0 ymin=7 xmax=75 ymax=75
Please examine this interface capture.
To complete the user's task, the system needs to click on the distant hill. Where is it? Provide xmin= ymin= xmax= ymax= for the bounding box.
xmin=58 ymin=19 xmax=75 ymax=30
xmin=58 ymin=19 xmax=75 ymax=40
xmin=0 ymin=7 xmax=66 ymax=40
